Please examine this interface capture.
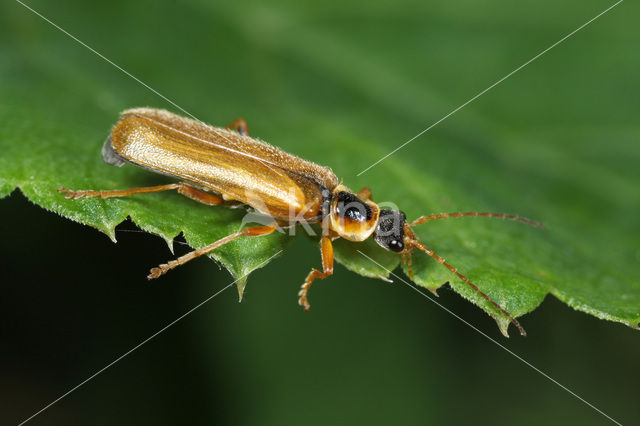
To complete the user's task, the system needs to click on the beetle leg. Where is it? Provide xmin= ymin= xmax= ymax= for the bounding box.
xmin=357 ymin=187 xmax=372 ymax=201
xmin=174 ymin=183 xmax=224 ymax=205
xmin=226 ymin=118 xmax=249 ymax=136
xmin=298 ymin=236 xmax=334 ymax=311
xmin=148 ymin=223 xmax=277 ymax=279
xmin=58 ymin=182 xmax=224 ymax=206
xmin=401 ymin=253 xmax=414 ymax=278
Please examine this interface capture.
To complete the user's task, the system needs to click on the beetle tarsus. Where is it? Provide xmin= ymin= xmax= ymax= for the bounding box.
xmin=298 ymin=237 xmax=334 ymax=311
xmin=58 ymin=187 xmax=106 ymax=199
xmin=298 ymin=284 xmax=312 ymax=311
xmin=146 ymin=224 xmax=277 ymax=281
xmin=147 ymin=266 xmax=166 ymax=279
xmin=148 ymin=260 xmax=180 ymax=279
xmin=58 ymin=187 xmax=83 ymax=199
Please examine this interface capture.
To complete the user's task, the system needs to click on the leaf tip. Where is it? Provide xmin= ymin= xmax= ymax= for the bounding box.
xmin=236 ymin=276 xmax=248 ymax=302
xmin=375 ymin=274 xmax=393 ymax=283
xmin=105 ymin=227 xmax=118 ymax=243
xmin=497 ymin=321 xmax=511 ymax=338
xmin=163 ymin=235 xmax=175 ymax=255
xmin=488 ymin=312 xmax=518 ymax=338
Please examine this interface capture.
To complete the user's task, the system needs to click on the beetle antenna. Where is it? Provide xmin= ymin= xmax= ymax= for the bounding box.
xmin=409 ymin=212 xmax=544 ymax=229
xmin=407 ymin=239 xmax=526 ymax=337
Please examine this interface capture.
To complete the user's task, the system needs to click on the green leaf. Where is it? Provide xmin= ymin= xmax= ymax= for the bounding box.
xmin=2 ymin=0 xmax=639 ymax=336
xmin=335 ymin=238 xmax=400 ymax=281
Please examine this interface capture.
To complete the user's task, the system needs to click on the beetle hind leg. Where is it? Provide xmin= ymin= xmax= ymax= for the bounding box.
xmin=298 ymin=236 xmax=334 ymax=311
xmin=58 ymin=182 xmax=223 ymax=206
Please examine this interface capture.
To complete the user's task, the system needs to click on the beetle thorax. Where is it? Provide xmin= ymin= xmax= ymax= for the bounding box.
xmin=328 ymin=185 xmax=380 ymax=241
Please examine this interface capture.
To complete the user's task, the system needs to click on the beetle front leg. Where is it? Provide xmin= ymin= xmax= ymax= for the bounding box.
xmin=357 ymin=187 xmax=372 ymax=201
xmin=298 ymin=236 xmax=334 ymax=311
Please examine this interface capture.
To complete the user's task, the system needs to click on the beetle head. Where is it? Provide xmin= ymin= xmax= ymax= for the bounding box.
xmin=373 ymin=209 xmax=425 ymax=263
xmin=373 ymin=209 xmax=408 ymax=253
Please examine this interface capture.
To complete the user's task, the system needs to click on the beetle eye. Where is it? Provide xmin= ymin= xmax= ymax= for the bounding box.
xmin=388 ymin=239 xmax=404 ymax=252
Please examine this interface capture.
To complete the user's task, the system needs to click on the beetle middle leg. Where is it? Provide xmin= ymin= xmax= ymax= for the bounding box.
xmin=226 ymin=118 xmax=249 ymax=136
xmin=58 ymin=182 xmax=224 ymax=206
xmin=298 ymin=236 xmax=334 ymax=311
xmin=148 ymin=223 xmax=277 ymax=279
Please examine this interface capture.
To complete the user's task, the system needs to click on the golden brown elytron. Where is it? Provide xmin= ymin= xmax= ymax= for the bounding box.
xmin=59 ymin=108 xmax=543 ymax=336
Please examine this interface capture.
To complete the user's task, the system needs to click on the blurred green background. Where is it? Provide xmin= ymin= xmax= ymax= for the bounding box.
xmin=1 ymin=0 xmax=639 ymax=425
